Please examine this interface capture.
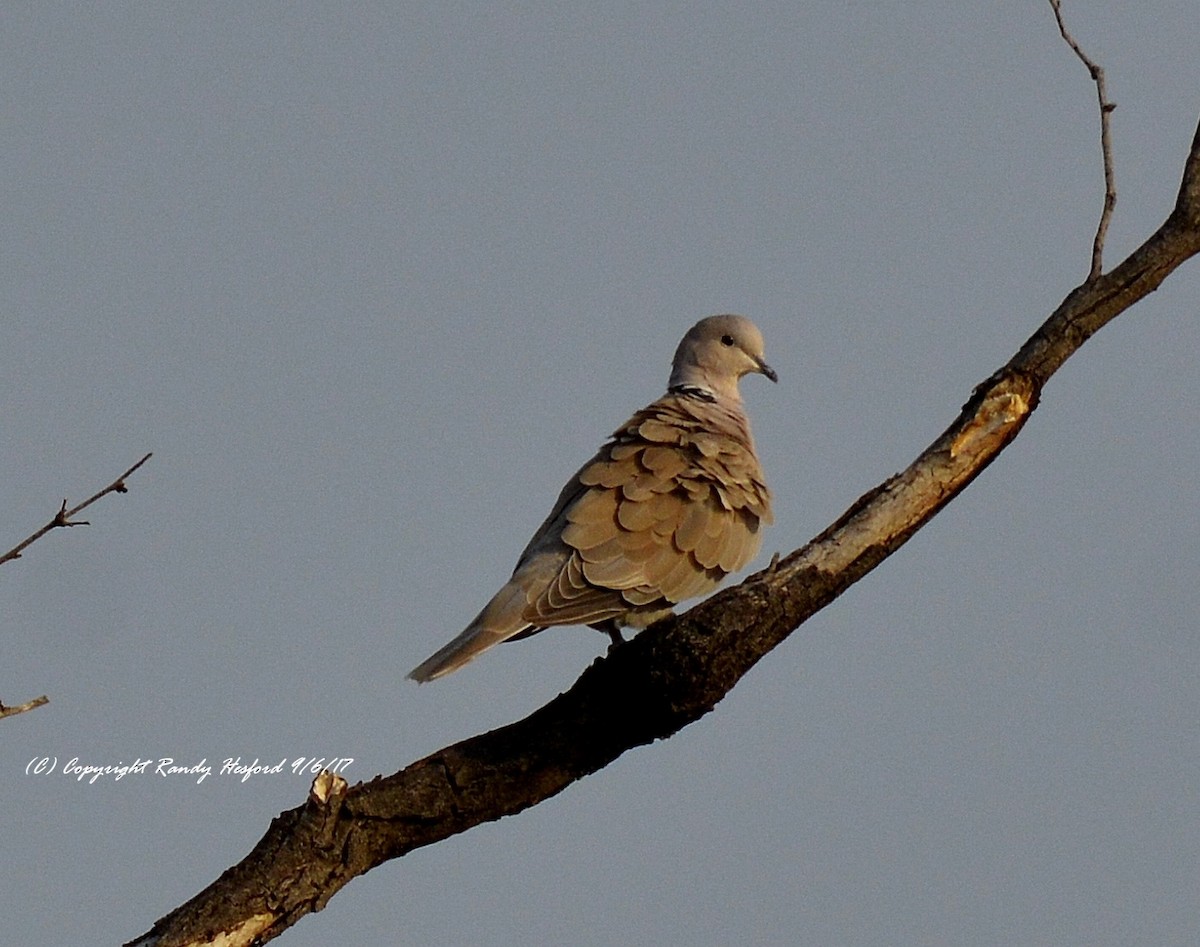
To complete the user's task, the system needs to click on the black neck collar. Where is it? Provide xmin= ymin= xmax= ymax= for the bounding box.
xmin=668 ymin=384 xmax=716 ymax=403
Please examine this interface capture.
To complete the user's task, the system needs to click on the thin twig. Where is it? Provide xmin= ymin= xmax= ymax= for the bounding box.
xmin=1050 ymin=0 xmax=1116 ymax=279
xmin=0 ymin=695 xmax=50 ymax=719
xmin=0 ymin=452 xmax=153 ymax=566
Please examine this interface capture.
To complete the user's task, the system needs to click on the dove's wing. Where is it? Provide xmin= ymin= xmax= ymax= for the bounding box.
xmin=525 ymin=393 xmax=771 ymax=624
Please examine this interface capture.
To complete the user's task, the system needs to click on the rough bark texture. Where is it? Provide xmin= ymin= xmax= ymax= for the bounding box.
xmin=129 ymin=118 xmax=1200 ymax=947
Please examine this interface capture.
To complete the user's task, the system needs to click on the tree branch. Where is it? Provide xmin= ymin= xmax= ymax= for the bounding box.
xmin=0 ymin=694 xmax=50 ymax=720
xmin=129 ymin=105 xmax=1200 ymax=945
xmin=0 ymin=452 xmax=153 ymax=567
xmin=2 ymin=452 xmax=152 ymax=721
xmin=130 ymin=11 xmax=1200 ymax=942
xmin=1050 ymin=0 xmax=1117 ymax=279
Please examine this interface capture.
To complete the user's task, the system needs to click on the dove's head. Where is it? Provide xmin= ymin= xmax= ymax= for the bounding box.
xmin=668 ymin=314 xmax=777 ymax=402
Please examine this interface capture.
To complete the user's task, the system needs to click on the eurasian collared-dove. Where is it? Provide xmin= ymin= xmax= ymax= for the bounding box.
xmin=408 ymin=314 xmax=775 ymax=682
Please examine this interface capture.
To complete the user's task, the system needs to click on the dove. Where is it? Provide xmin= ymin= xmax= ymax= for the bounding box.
xmin=408 ymin=314 xmax=775 ymax=682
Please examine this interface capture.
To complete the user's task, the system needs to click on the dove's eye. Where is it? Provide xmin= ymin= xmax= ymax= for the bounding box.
xmin=720 ymin=334 xmax=735 ymax=347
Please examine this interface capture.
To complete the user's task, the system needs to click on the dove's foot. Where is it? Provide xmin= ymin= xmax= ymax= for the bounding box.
xmin=589 ymin=619 xmax=626 ymax=652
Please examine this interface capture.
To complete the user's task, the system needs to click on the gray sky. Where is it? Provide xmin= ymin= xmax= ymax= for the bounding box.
xmin=4 ymin=4 xmax=1198 ymax=945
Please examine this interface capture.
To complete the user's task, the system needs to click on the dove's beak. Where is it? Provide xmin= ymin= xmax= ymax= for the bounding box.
xmin=756 ymin=358 xmax=778 ymax=383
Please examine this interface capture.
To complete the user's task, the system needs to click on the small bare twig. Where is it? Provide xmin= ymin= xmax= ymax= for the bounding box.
xmin=1050 ymin=0 xmax=1117 ymax=280
xmin=0 ymin=695 xmax=50 ymax=719
xmin=0 ymin=452 xmax=153 ymax=567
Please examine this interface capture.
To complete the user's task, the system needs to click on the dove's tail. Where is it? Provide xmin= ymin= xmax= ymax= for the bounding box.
xmin=407 ymin=583 xmax=531 ymax=682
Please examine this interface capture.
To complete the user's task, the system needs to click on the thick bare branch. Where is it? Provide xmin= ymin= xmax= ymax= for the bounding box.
xmin=129 ymin=109 xmax=1200 ymax=947
xmin=0 ymin=453 xmax=153 ymax=567
xmin=1050 ymin=0 xmax=1117 ymax=279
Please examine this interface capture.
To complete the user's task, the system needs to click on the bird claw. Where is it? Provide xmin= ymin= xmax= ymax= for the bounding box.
xmin=590 ymin=619 xmax=626 ymax=651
